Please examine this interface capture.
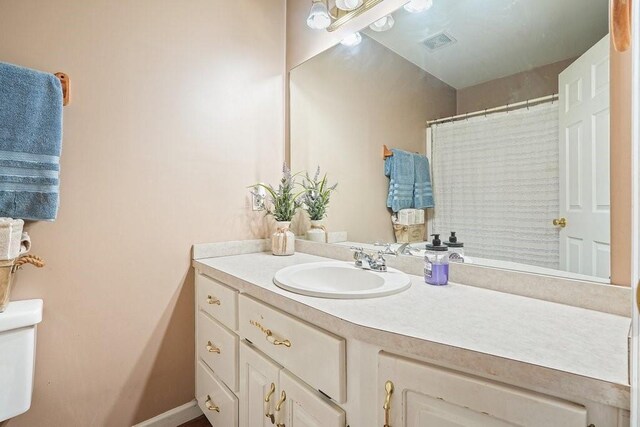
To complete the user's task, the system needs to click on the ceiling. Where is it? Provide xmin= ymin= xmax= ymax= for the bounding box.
xmin=363 ymin=0 xmax=609 ymax=89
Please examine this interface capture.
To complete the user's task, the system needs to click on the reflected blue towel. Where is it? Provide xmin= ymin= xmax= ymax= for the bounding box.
xmin=0 ymin=62 xmax=63 ymax=221
xmin=384 ymin=149 xmax=414 ymax=212
xmin=414 ymin=155 xmax=434 ymax=209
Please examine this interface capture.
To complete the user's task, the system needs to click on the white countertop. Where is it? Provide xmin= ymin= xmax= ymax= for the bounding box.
xmin=194 ymin=251 xmax=631 ymax=406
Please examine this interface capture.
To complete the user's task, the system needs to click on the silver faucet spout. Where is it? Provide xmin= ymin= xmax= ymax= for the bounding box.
xmin=350 ymin=247 xmax=390 ymax=272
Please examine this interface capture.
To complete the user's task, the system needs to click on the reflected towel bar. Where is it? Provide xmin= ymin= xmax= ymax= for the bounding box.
xmin=383 ymin=144 xmax=393 ymax=159
xmin=54 ymin=72 xmax=70 ymax=106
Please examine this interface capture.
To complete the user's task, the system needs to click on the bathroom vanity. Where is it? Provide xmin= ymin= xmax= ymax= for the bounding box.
xmin=192 ymin=240 xmax=631 ymax=427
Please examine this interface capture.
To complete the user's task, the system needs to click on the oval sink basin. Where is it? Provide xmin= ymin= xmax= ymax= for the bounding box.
xmin=273 ymin=261 xmax=411 ymax=299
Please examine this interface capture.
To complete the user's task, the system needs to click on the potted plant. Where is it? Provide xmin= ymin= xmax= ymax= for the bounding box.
xmin=252 ymin=164 xmax=302 ymax=256
xmin=301 ymin=167 xmax=337 ymax=243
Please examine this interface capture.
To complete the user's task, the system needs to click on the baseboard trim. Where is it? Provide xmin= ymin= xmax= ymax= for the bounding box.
xmin=133 ymin=400 xmax=203 ymax=427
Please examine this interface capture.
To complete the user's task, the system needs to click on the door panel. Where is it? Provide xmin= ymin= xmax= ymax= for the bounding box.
xmin=378 ymin=352 xmax=587 ymax=427
xmin=406 ymin=391 xmax=518 ymax=427
xmin=558 ymin=34 xmax=611 ymax=278
xmin=239 ymin=341 xmax=281 ymax=427
xmin=279 ymin=370 xmax=346 ymax=427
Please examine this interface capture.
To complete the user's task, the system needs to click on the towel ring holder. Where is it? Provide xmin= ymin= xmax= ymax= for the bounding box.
xmin=54 ymin=72 xmax=70 ymax=106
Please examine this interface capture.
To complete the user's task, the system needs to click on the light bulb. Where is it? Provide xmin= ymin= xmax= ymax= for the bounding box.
xmin=404 ymin=0 xmax=433 ymax=13
xmin=340 ymin=32 xmax=362 ymax=46
xmin=306 ymin=1 xmax=331 ymax=30
xmin=336 ymin=0 xmax=363 ymax=11
xmin=368 ymin=15 xmax=395 ymax=32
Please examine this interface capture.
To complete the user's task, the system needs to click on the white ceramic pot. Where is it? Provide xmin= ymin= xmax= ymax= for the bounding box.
xmin=272 ymin=221 xmax=295 ymax=256
xmin=306 ymin=220 xmax=327 ymax=243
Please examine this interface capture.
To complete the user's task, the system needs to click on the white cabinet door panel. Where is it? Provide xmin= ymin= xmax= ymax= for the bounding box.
xmin=279 ymin=369 xmax=346 ymax=427
xmin=239 ymin=341 xmax=281 ymax=427
xmin=378 ymin=352 xmax=587 ymax=427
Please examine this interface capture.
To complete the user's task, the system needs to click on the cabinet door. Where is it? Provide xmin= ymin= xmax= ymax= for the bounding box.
xmin=239 ymin=341 xmax=281 ymax=427
xmin=378 ymin=353 xmax=587 ymax=427
xmin=278 ymin=369 xmax=346 ymax=427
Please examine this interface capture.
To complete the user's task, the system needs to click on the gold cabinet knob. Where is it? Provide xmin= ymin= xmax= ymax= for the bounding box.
xmin=206 ymin=341 xmax=221 ymax=354
xmin=552 ymin=217 xmax=567 ymax=228
xmin=206 ymin=295 xmax=221 ymax=305
xmin=204 ymin=395 xmax=220 ymax=412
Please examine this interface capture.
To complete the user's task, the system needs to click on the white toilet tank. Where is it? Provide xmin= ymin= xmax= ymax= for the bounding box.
xmin=0 ymin=299 xmax=43 ymax=422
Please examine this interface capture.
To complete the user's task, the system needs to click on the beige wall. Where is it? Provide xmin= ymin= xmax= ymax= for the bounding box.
xmin=290 ymin=37 xmax=456 ymax=243
xmin=456 ymin=58 xmax=576 ymax=114
xmin=0 ymin=1 xmax=285 ymax=425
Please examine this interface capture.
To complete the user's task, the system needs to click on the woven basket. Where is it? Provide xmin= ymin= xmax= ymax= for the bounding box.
xmin=393 ymin=223 xmax=426 ymax=243
xmin=0 ymin=259 xmax=17 ymax=313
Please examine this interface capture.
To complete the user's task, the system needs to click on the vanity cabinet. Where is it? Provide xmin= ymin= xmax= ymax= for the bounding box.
xmin=377 ymin=352 xmax=588 ymax=427
xmin=194 ymin=266 xmax=629 ymax=427
xmin=240 ymin=341 xmax=346 ymax=427
xmin=196 ymin=272 xmax=347 ymax=427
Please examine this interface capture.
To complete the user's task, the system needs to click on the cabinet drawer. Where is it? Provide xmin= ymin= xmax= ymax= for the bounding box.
xmin=196 ymin=361 xmax=238 ymax=427
xmin=239 ymin=295 xmax=346 ymax=402
xmin=198 ymin=311 xmax=238 ymax=391
xmin=196 ymin=273 xmax=238 ymax=331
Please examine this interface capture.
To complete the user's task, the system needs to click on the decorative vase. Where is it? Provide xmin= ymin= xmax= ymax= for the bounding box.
xmin=307 ymin=220 xmax=327 ymax=243
xmin=272 ymin=221 xmax=295 ymax=256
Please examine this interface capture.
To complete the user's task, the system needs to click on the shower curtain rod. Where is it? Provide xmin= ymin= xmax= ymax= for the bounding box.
xmin=426 ymin=93 xmax=558 ymax=127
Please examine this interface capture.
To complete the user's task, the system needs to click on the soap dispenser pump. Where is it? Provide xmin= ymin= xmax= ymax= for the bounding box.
xmin=424 ymin=234 xmax=449 ymax=286
xmin=445 ymin=231 xmax=464 ymax=263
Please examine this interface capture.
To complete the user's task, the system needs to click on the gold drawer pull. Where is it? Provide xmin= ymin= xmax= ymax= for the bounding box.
xmin=264 ymin=382 xmax=276 ymax=423
xmin=275 ymin=390 xmax=287 ymax=427
xmin=266 ymin=331 xmax=291 ymax=348
xmin=383 ymin=380 xmax=394 ymax=427
xmin=250 ymin=320 xmax=292 ymax=348
xmin=205 ymin=395 xmax=220 ymax=412
xmin=207 ymin=295 xmax=221 ymax=305
xmin=206 ymin=341 xmax=221 ymax=354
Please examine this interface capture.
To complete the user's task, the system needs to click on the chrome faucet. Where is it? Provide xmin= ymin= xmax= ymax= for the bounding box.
xmin=350 ymin=247 xmax=391 ymax=272
xmin=397 ymin=242 xmax=419 ymax=256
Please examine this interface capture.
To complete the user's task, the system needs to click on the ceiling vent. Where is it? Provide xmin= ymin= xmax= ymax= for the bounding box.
xmin=422 ymin=31 xmax=456 ymax=51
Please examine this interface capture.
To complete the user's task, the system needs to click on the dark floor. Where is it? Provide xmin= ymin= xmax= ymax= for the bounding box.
xmin=179 ymin=415 xmax=212 ymax=427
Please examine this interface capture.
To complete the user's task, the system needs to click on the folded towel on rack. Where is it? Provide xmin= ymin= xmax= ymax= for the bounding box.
xmin=384 ymin=149 xmax=415 ymax=212
xmin=0 ymin=61 xmax=63 ymax=221
xmin=414 ymin=154 xmax=434 ymax=209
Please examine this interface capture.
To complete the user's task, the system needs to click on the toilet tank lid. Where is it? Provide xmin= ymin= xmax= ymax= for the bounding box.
xmin=0 ymin=299 xmax=43 ymax=333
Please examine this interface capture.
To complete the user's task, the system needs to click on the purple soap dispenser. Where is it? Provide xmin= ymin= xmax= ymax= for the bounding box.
xmin=424 ymin=234 xmax=449 ymax=286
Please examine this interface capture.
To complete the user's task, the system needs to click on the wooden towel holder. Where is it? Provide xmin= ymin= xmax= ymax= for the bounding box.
xmin=383 ymin=144 xmax=393 ymax=159
xmin=54 ymin=72 xmax=70 ymax=106
xmin=611 ymin=0 xmax=632 ymax=52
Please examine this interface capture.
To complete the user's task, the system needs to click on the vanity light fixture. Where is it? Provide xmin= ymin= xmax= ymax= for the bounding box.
xmin=306 ymin=0 xmax=332 ymax=30
xmin=369 ymin=15 xmax=395 ymax=32
xmin=340 ymin=32 xmax=363 ymax=46
xmin=335 ymin=0 xmax=364 ymax=11
xmin=404 ymin=0 xmax=433 ymax=13
xmin=305 ymin=0 xmax=385 ymax=32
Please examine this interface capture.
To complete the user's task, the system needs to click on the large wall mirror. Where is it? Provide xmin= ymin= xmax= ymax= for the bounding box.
xmin=289 ymin=0 xmax=622 ymax=284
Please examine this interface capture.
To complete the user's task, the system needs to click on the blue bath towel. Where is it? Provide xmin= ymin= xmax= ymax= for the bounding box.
xmin=414 ymin=155 xmax=434 ymax=209
xmin=0 ymin=62 xmax=63 ymax=221
xmin=384 ymin=149 xmax=414 ymax=212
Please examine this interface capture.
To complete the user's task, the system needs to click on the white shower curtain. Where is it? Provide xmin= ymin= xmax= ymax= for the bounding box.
xmin=431 ymin=102 xmax=560 ymax=269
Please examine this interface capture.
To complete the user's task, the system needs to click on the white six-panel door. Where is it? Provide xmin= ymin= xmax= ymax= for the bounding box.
xmin=558 ymin=34 xmax=611 ymax=279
